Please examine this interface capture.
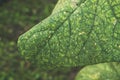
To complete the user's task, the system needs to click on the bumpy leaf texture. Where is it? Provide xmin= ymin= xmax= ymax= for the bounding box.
xmin=76 ymin=63 xmax=120 ymax=80
xmin=18 ymin=0 xmax=120 ymax=69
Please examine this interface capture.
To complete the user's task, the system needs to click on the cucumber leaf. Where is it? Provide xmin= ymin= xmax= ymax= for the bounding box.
xmin=18 ymin=0 xmax=120 ymax=69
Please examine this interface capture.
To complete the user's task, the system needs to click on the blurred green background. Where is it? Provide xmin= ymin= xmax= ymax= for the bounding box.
xmin=0 ymin=0 xmax=68 ymax=80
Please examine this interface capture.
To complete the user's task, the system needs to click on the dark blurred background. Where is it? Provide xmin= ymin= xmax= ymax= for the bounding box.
xmin=0 ymin=0 xmax=71 ymax=80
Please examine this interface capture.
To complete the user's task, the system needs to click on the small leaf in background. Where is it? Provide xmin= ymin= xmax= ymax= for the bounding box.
xmin=75 ymin=62 xmax=120 ymax=80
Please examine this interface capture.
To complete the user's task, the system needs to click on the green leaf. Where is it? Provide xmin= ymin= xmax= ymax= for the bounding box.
xmin=18 ymin=0 xmax=120 ymax=69
xmin=76 ymin=62 xmax=120 ymax=80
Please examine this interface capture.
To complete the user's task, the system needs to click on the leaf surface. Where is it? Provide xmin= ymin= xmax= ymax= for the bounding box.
xmin=76 ymin=62 xmax=120 ymax=80
xmin=18 ymin=0 xmax=120 ymax=69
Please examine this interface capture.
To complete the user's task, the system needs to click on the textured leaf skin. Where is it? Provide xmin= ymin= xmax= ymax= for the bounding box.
xmin=76 ymin=62 xmax=120 ymax=80
xmin=18 ymin=0 xmax=120 ymax=69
